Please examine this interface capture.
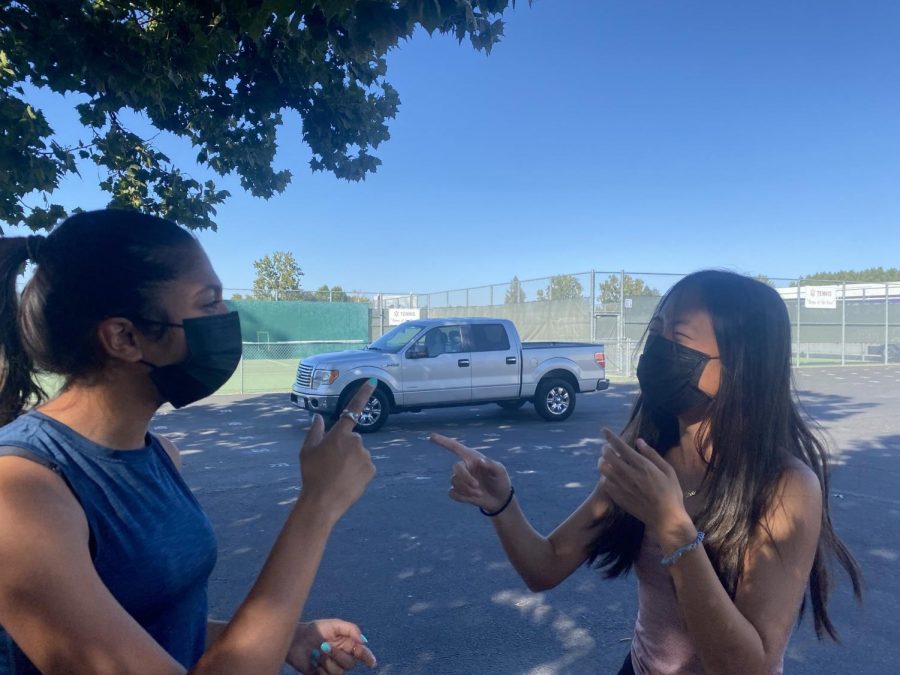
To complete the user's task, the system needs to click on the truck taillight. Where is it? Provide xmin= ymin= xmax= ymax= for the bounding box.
xmin=594 ymin=352 xmax=605 ymax=368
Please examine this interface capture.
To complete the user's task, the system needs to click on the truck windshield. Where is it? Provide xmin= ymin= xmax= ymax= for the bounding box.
xmin=367 ymin=323 xmax=424 ymax=353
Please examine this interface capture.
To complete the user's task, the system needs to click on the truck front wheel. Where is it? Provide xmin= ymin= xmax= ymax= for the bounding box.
xmin=336 ymin=383 xmax=390 ymax=433
xmin=534 ymin=378 xmax=576 ymax=421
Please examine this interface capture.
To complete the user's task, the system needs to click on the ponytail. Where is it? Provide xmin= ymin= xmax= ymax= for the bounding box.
xmin=0 ymin=236 xmax=45 ymax=425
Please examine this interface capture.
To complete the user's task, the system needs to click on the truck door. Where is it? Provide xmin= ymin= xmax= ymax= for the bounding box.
xmin=401 ymin=325 xmax=472 ymax=406
xmin=468 ymin=323 xmax=520 ymax=401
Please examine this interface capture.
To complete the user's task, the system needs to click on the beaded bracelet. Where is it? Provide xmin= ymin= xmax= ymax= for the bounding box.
xmin=480 ymin=486 xmax=516 ymax=517
xmin=660 ymin=530 xmax=705 ymax=567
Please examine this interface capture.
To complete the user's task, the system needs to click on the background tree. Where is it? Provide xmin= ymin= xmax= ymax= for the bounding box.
xmin=598 ymin=273 xmax=660 ymax=306
xmin=536 ymin=274 xmax=583 ymax=301
xmin=0 ymin=1 xmax=528 ymax=232
xmin=795 ymin=267 xmax=900 ymax=285
xmin=504 ymin=275 xmax=526 ymax=303
xmin=326 ymin=285 xmax=354 ymax=302
xmin=251 ymin=251 xmax=303 ymax=300
xmin=307 ymin=283 xmax=340 ymax=301
xmin=303 ymin=284 xmax=365 ymax=302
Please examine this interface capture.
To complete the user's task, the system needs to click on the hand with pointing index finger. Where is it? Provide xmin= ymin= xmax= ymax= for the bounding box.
xmin=300 ymin=379 xmax=377 ymax=521
xmin=430 ymin=433 xmax=512 ymax=513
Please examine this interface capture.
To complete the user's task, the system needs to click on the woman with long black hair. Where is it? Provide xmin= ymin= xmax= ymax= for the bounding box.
xmin=0 ymin=210 xmax=378 ymax=674
xmin=433 ymin=269 xmax=862 ymax=674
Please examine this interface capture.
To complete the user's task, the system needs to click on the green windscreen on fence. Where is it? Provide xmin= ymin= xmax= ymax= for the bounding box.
xmin=225 ymin=300 xmax=369 ymax=342
xmin=215 ymin=300 xmax=371 ymax=395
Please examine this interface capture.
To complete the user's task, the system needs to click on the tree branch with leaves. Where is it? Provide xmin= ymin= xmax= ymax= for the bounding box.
xmin=0 ymin=0 xmax=529 ymax=233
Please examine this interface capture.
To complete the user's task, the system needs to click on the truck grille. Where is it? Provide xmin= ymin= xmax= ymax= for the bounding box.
xmin=296 ymin=363 xmax=313 ymax=388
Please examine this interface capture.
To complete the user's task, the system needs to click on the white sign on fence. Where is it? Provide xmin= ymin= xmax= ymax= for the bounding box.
xmin=804 ymin=287 xmax=837 ymax=310
xmin=388 ymin=308 xmax=422 ymax=325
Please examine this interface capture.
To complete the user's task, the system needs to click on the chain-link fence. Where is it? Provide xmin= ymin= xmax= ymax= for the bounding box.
xmin=361 ymin=271 xmax=900 ymax=379
xmin=775 ymin=279 xmax=900 ymax=367
xmin=222 ymin=272 xmax=900 ymax=391
xmin=20 ymin=272 xmax=900 ymax=398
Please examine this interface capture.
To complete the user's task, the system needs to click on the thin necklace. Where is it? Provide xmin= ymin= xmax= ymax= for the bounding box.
xmin=684 ymin=489 xmax=698 ymax=499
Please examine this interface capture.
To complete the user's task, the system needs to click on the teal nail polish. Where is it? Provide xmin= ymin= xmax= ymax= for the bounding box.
xmin=361 ymin=633 xmax=369 ymax=644
xmin=320 ymin=641 xmax=332 ymax=654
xmin=367 ymin=377 xmax=378 ymax=386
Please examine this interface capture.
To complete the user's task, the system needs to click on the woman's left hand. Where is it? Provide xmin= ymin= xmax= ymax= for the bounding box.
xmin=598 ymin=428 xmax=692 ymax=537
xmin=286 ymin=619 xmax=376 ymax=674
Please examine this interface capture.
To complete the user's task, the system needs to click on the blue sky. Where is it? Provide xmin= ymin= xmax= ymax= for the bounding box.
xmin=10 ymin=0 xmax=900 ymax=295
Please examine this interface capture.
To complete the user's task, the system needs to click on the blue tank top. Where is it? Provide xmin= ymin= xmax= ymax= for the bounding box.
xmin=0 ymin=411 xmax=217 ymax=672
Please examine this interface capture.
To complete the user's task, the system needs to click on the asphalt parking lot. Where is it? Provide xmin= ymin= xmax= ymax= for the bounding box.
xmin=153 ymin=366 xmax=900 ymax=674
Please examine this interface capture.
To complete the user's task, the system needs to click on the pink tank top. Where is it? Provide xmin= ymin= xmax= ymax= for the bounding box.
xmin=629 ymin=533 xmax=785 ymax=675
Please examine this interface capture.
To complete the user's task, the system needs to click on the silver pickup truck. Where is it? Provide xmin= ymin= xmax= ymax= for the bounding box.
xmin=290 ymin=318 xmax=609 ymax=432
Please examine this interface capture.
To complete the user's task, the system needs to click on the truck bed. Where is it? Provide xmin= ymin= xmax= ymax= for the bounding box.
xmin=522 ymin=341 xmax=601 ymax=349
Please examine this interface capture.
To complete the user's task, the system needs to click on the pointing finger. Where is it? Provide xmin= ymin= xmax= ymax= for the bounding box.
xmin=335 ymin=378 xmax=378 ymax=432
xmin=602 ymin=427 xmax=639 ymax=465
xmin=430 ymin=433 xmax=484 ymax=466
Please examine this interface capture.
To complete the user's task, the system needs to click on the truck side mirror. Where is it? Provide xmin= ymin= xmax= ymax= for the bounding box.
xmin=406 ymin=347 xmax=427 ymax=359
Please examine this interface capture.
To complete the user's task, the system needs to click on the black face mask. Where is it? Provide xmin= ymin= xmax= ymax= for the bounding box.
xmin=636 ymin=333 xmax=719 ymax=419
xmin=140 ymin=311 xmax=242 ymax=408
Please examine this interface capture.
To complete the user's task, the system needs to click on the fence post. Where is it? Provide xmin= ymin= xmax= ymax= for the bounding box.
xmin=589 ymin=270 xmax=596 ymax=342
xmin=625 ymin=338 xmax=632 ymax=379
xmin=886 ymin=283 xmax=890 ymax=366
xmin=379 ymin=293 xmax=385 ymax=337
xmin=620 ymin=270 xmax=626 ymax=376
xmin=490 ymin=285 xmax=494 ymax=307
xmin=796 ymin=282 xmax=801 ymax=368
xmin=841 ymin=281 xmax=846 ymax=366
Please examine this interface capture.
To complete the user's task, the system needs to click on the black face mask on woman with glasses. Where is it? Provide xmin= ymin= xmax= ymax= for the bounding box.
xmin=636 ymin=333 xmax=720 ymax=419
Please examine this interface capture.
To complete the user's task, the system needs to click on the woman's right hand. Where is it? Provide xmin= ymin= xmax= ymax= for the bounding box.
xmin=430 ymin=434 xmax=512 ymax=513
xmin=299 ymin=380 xmax=377 ymax=520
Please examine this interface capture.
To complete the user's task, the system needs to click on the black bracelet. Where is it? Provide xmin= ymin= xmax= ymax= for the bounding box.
xmin=480 ymin=485 xmax=516 ymax=517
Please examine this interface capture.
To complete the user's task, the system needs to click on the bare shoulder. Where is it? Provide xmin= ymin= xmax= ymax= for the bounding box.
xmin=776 ymin=459 xmax=822 ymax=507
xmin=0 ymin=454 xmax=89 ymax=570
xmin=762 ymin=459 xmax=823 ymax=543
xmin=0 ymin=457 xmax=183 ymax=673
xmin=155 ymin=434 xmax=183 ymax=471
xmin=0 ymin=454 xmax=86 ymax=526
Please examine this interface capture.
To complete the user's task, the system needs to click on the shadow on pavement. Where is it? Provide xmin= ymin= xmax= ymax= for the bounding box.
xmin=155 ymin=377 xmax=896 ymax=674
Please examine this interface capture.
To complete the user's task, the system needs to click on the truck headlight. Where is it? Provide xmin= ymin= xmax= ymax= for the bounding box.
xmin=312 ymin=369 xmax=339 ymax=387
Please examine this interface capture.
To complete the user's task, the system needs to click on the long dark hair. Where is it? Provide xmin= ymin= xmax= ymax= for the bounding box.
xmin=0 ymin=209 xmax=198 ymax=425
xmin=589 ymin=270 xmax=862 ymax=639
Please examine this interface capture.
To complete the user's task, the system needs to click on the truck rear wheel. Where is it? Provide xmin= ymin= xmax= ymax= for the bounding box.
xmin=336 ymin=382 xmax=390 ymax=433
xmin=534 ymin=378 xmax=576 ymax=421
